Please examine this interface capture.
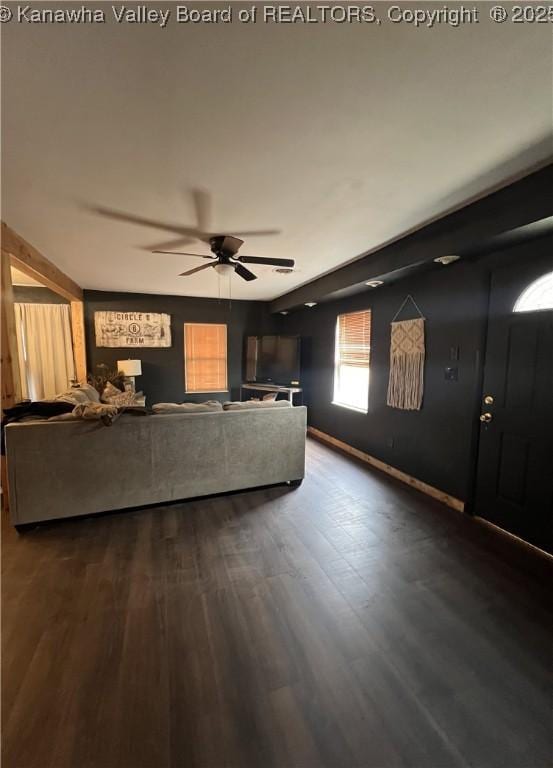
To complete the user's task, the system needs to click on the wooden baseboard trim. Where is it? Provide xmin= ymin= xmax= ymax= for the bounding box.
xmin=474 ymin=516 xmax=553 ymax=562
xmin=307 ymin=426 xmax=465 ymax=513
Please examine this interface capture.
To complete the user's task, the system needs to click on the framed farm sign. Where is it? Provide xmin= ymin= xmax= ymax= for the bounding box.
xmin=94 ymin=311 xmax=171 ymax=348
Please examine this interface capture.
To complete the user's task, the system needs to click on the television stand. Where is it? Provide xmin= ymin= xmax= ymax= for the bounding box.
xmin=240 ymin=382 xmax=303 ymax=405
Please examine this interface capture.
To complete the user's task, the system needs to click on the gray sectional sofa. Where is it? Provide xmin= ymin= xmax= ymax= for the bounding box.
xmin=6 ymin=404 xmax=307 ymax=528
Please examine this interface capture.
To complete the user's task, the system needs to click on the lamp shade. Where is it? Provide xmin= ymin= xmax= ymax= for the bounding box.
xmin=117 ymin=359 xmax=142 ymax=377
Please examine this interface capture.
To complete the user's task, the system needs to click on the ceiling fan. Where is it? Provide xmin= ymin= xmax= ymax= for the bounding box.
xmin=87 ymin=188 xmax=292 ymax=281
xmin=154 ymin=235 xmax=294 ymax=281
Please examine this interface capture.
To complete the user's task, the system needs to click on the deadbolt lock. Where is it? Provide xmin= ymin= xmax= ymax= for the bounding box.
xmin=480 ymin=412 xmax=493 ymax=423
xmin=483 ymin=395 xmax=494 ymax=405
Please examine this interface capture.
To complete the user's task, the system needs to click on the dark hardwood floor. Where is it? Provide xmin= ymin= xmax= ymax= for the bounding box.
xmin=2 ymin=438 xmax=552 ymax=768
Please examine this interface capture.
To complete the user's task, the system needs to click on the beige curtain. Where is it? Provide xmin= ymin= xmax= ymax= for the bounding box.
xmin=15 ymin=303 xmax=76 ymax=400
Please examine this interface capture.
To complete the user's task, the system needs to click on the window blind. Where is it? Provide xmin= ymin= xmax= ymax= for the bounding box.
xmin=336 ymin=310 xmax=371 ymax=368
xmin=184 ymin=323 xmax=228 ymax=393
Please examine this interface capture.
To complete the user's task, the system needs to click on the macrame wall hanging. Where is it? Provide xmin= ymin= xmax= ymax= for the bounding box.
xmin=387 ymin=295 xmax=425 ymax=411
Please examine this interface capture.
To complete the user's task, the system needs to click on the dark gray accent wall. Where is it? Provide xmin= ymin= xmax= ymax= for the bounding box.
xmin=84 ymin=291 xmax=276 ymax=405
xmin=275 ymin=235 xmax=552 ymax=503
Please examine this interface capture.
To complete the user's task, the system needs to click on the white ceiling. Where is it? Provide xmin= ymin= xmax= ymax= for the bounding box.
xmin=2 ymin=6 xmax=552 ymax=300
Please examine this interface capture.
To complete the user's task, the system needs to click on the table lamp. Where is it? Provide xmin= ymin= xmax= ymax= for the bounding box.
xmin=117 ymin=359 xmax=142 ymax=393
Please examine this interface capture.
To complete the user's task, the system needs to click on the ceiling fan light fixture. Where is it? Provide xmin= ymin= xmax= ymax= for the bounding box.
xmin=304 ymin=302 xmax=317 ymax=308
xmin=434 ymin=254 xmax=460 ymax=265
xmin=214 ymin=263 xmax=235 ymax=277
xmin=365 ymin=280 xmax=384 ymax=288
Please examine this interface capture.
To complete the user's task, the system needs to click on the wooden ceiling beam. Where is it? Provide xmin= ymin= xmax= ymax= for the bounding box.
xmin=1 ymin=222 xmax=83 ymax=302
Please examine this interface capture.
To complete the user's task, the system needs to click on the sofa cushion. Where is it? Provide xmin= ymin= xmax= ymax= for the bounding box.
xmin=152 ymin=401 xmax=223 ymax=414
xmin=223 ymin=400 xmax=292 ymax=411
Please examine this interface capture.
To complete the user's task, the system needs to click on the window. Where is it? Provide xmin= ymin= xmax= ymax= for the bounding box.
xmin=333 ymin=309 xmax=371 ymax=413
xmin=184 ymin=323 xmax=228 ymax=393
xmin=513 ymin=272 xmax=553 ymax=313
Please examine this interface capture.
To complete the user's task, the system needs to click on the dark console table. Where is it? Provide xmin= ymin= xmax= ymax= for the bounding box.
xmin=240 ymin=383 xmax=303 ymax=405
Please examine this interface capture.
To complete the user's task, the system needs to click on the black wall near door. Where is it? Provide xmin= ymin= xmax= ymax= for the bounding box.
xmin=275 ymin=236 xmax=552 ymax=503
xmin=84 ymin=291 xmax=276 ymax=405
xmin=83 ymin=235 xmax=550 ymax=504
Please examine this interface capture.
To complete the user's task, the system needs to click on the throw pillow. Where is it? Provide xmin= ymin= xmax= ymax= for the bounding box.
xmin=55 ymin=383 xmax=100 ymax=405
xmin=101 ymin=381 xmax=124 ymax=402
xmin=104 ymin=389 xmax=144 ymax=407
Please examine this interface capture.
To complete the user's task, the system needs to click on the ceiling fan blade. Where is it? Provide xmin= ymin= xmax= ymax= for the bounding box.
xmin=90 ymin=207 xmax=204 ymax=239
xmin=230 ymin=229 xmax=281 ymax=238
xmin=179 ymin=263 xmax=214 ymax=277
xmin=154 ymin=250 xmax=215 ymax=259
xmin=192 ymin=188 xmax=212 ymax=233
xmin=89 ymin=205 xmax=202 ymax=238
xmin=237 ymin=256 xmax=295 ymax=268
xmin=141 ymin=236 xmax=196 ymax=252
xmin=234 ymin=263 xmax=257 ymax=282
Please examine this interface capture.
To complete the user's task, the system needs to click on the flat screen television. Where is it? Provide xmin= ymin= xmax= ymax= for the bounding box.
xmin=246 ymin=335 xmax=301 ymax=386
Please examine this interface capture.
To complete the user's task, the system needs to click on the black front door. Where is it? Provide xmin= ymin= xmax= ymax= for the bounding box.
xmin=474 ymin=246 xmax=553 ymax=554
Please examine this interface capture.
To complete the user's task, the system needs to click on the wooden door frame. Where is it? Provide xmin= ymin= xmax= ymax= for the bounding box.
xmin=1 ymin=249 xmax=22 ymax=410
xmin=1 ymin=223 xmax=87 ymax=513
xmin=1 ymin=221 xmax=87 ymax=401
xmin=464 ymin=276 xmax=492 ymax=517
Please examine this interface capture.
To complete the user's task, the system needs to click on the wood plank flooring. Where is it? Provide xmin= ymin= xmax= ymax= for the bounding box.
xmin=2 ymin=438 xmax=552 ymax=768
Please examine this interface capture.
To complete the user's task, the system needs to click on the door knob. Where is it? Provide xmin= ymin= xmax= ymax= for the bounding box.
xmin=484 ymin=395 xmax=494 ymax=405
xmin=480 ymin=412 xmax=493 ymax=423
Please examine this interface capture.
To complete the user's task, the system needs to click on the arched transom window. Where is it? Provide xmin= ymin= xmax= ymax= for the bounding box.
xmin=513 ymin=272 xmax=553 ymax=313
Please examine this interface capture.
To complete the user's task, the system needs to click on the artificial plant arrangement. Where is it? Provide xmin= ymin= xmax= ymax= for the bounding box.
xmin=87 ymin=364 xmax=126 ymax=396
